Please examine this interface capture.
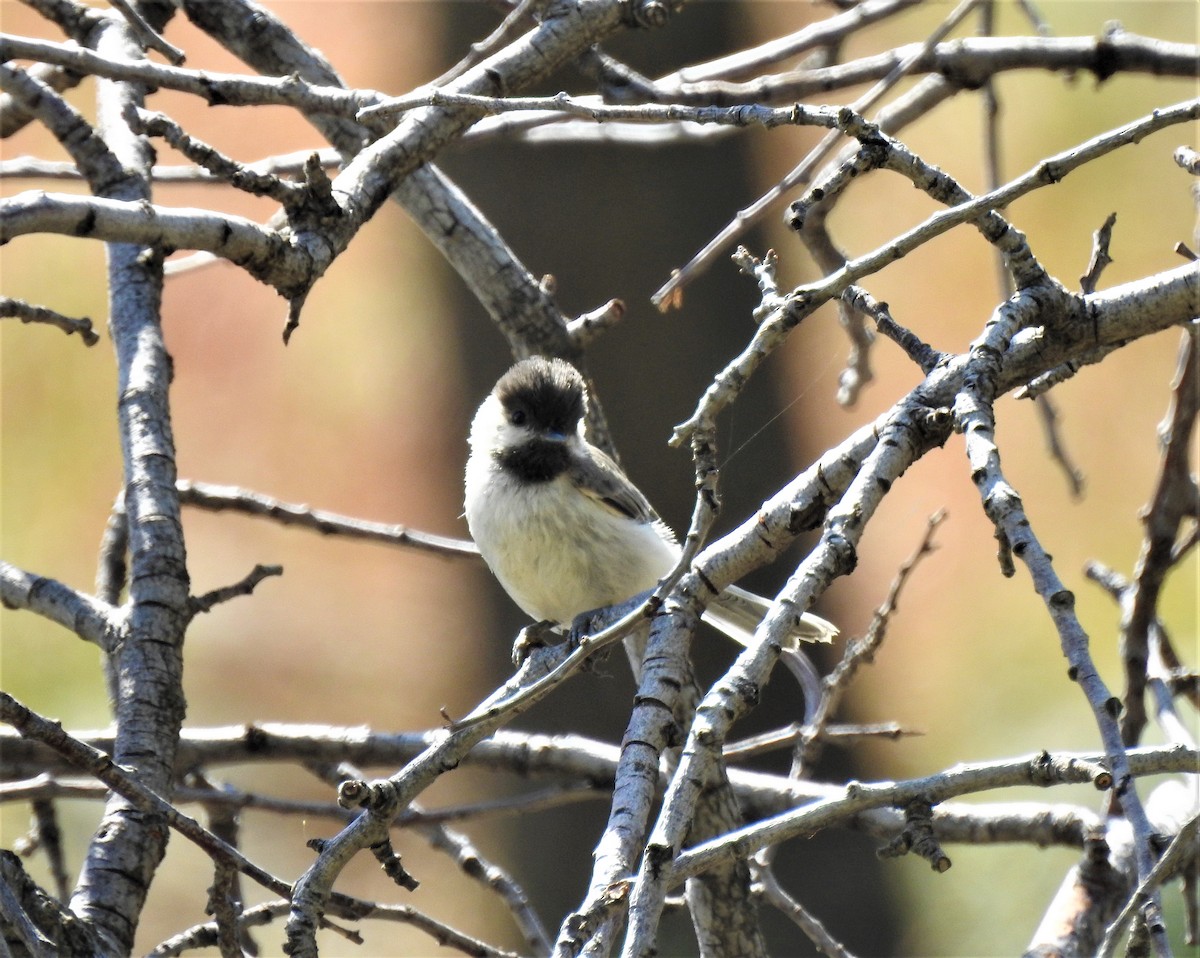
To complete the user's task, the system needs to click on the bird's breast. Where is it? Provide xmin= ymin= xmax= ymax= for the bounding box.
xmin=464 ymin=461 xmax=677 ymax=625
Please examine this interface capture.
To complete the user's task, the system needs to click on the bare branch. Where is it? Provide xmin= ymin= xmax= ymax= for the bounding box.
xmin=414 ymin=812 xmax=552 ymax=956
xmin=0 ymin=62 xmax=82 ymax=138
xmin=954 ymin=288 xmax=1168 ymax=952
xmin=0 ymin=62 xmax=127 ymax=193
xmin=0 ymin=297 xmax=98 ymax=345
xmin=176 ymin=479 xmax=478 ymax=558
xmin=724 ymin=722 xmax=919 ymax=762
xmin=107 ymin=0 xmax=186 ymax=65
xmin=0 ymin=849 xmax=91 ymax=958
xmin=797 ymin=510 xmax=945 ymax=773
xmin=674 ymin=105 xmax=1197 ymax=448
xmin=651 ymin=0 xmax=988 ymax=310
xmin=11 ymin=797 xmax=71 ymax=904
xmin=188 ymin=564 xmax=283 ymax=616
xmin=1098 ymin=813 xmax=1200 ymax=957
xmin=1121 ymin=326 xmax=1200 ymax=744
xmin=130 ymin=107 xmax=310 ymax=208
xmin=0 ymin=34 xmax=370 ymax=116
xmin=754 ymin=862 xmax=856 ymax=958
xmin=194 ymin=779 xmax=250 ymax=958
xmin=840 ymin=285 xmax=944 ymax=375
xmin=145 ymin=898 xmax=523 ymax=958
xmin=0 ymin=148 xmax=344 ymax=184
xmin=430 ymin=0 xmax=550 ymax=88
xmin=1081 ymin=212 xmax=1119 ymax=294
xmin=789 ymin=76 xmax=958 ymax=406
xmin=624 ymin=393 xmax=940 ymax=953
xmin=285 ymin=586 xmax=660 ymax=956
xmin=177 ymin=0 xmax=582 ymax=372
xmin=467 ymin=32 xmax=1196 ymax=148
xmin=679 ymin=0 xmax=918 ymax=82
xmin=361 ymin=89 xmax=840 ymax=129
xmin=686 ymin=32 xmax=1200 ymax=105
xmin=12 ymin=2 xmax=88 ymax=40
xmin=0 ymin=190 xmax=307 ymax=294
xmin=1033 ymin=394 xmax=1086 ymax=498
xmin=671 ymin=746 xmax=1197 ymax=885
xmin=3 ymin=3 xmax=1194 ymax=953
xmin=2 ymin=708 xmax=519 ymax=956
xmin=3 ymin=725 xmax=1186 ymax=857
xmin=68 ymin=18 xmax=190 ymax=946
xmin=0 ymin=691 xmax=291 ymax=901
xmin=0 ymin=560 xmax=116 ymax=649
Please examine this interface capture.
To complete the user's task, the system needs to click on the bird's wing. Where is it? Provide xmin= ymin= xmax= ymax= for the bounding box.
xmin=567 ymin=442 xmax=660 ymax=525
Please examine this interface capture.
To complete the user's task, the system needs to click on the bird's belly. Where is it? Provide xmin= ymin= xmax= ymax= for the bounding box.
xmin=466 ymin=472 xmax=676 ymax=625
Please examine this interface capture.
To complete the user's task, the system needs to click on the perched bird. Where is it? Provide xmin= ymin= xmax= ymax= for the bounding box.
xmin=464 ymin=357 xmax=836 ymax=673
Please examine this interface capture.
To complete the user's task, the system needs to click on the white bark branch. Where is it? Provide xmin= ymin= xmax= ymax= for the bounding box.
xmin=0 ymin=561 xmax=116 ymax=648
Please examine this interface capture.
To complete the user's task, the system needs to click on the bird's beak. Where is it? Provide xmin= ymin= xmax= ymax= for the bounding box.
xmin=542 ymin=431 xmax=568 ymax=443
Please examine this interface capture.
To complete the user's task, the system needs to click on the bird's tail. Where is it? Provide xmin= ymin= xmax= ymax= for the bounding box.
xmin=703 ymin=583 xmax=838 ymax=649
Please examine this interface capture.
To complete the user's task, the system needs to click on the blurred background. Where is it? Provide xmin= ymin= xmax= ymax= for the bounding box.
xmin=1 ymin=1 xmax=1196 ymax=954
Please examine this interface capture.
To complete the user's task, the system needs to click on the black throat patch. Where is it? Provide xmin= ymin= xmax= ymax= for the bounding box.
xmin=496 ymin=438 xmax=571 ymax=483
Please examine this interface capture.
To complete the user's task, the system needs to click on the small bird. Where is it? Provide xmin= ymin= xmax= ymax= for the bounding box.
xmin=464 ymin=357 xmax=836 ymax=673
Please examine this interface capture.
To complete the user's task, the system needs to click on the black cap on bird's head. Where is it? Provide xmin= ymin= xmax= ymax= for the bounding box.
xmin=495 ymin=357 xmax=586 ymax=438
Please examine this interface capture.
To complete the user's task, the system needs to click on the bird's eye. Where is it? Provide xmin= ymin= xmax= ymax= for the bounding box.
xmin=509 ymin=408 xmax=527 ymax=426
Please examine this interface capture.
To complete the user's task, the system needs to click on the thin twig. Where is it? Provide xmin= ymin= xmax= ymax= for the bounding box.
xmin=131 ymin=108 xmax=310 ymax=209
xmin=668 ymin=0 xmax=920 ymax=86
xmin=176 ymin=479 xmax=478 ymax=558
xmin=841 ymin=285 xmax=944 ymax=374
xmin=0 ymin=691 xmax=291 ymax=901
xmin=0 ymin=297 xmax=99 ymax=346
xmin=673 ymin=101 xmax=1197 ymax=450
xmin=0 ymin=34 xmax=371 ymax=116
xmin=11 ymin=799 xmax=69 ymax=904
xmin=724 ymin=722 xmax=918 ymax=762
xmin=797 ymin=510 xmax=946 ymax=773
xmin=1121 ymin=326 xmax=1200 ymax=745
xmin=1081 ymin=212 xmax=1119 ymax=294
xmin=428 ymin=0 xmax=548 ymax=88
xmin=671 ymin=747 xmax=1196 ymax=885
xmin=651 ymin=0 xmax=985 ymax=309
xmin=188 ymin=564 xmax=283 ymax=616
xmin=1098 ymin=814 xmax=1200 ymax=958
xmin=145 ymin=898 xmax=521 ymax=958
xmin=0 ymin=149 xmax=344 ymax=183
xmin=1034 ymin=394 xmax=1086 ymax=498
xmin=979 ymin=0 xmax=1011 ymax=302
xmin=415 ymin=816 xmax=552 ymax=956
xmin=753 ymin=861 xmax=856 ymax=958
xmin=360 ymin=89 xmax=839 ymax=129
xmin=955 ymin=289 xmax=1170 ymax=955
xmin=108 ymin=0 xmax=186 ymax=65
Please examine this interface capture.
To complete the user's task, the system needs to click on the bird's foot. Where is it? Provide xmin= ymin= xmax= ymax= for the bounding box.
xmin=511 ymin=620 xmax=560 ymax=668
xmin=566 ymin=607 xmax=616 ymax=672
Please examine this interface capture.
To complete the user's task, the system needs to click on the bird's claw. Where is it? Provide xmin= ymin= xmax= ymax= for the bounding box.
xmin=567 ymin=608 xmax=615 ymax=672
xmin=511 ymin=621 xmax=559 ymax=668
